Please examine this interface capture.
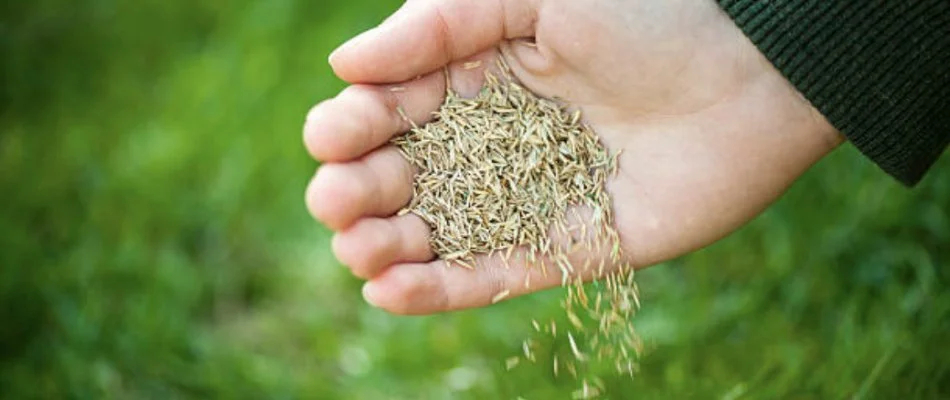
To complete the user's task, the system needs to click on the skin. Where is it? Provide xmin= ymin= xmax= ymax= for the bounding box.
xmin=303 ymin=0 xmax=844 ymax=315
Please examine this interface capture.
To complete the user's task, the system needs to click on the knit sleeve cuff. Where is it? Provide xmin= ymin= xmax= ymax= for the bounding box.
xmin=717 ymin=0 xmax=950 ymax=186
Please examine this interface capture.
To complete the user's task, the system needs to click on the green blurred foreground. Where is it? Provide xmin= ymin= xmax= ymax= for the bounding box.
xmin=2 ymin=1 xmax=949 ymax=398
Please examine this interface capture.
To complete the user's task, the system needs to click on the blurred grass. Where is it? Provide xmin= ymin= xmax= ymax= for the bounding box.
xmin=1 ymin=0 xmax=948 ymax=398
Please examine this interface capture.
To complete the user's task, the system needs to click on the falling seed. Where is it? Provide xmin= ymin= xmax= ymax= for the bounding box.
xmin=571 ymin=380 xmax=601 ymax=400
xmin=592 ymin=377 xmax=605 ymax=390
xmin=462 ymin=60 xmax=482 ymax=70
xmin=566 ymin=361 xmax=578 ymax=378
xmin=522 ymin=339 xmax=536 ymax=362
xmin=491 ymin=289 xmax=511 ymax=304
xmin=567 ymin=310 xmax=584 ymax=331
xmin=567 ymin=332 xmax=587 ymax=362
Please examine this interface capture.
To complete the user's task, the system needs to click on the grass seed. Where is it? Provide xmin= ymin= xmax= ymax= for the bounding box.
xmin=391 ymin=60 xmax=641 ymax=397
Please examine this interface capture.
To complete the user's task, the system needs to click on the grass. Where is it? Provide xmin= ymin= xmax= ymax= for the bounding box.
xmin=1 ymin=0 xmax=948 ymax=398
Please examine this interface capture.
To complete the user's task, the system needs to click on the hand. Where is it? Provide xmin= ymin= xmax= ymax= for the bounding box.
xmin=303 ymin=0 xmax=843 ymax=315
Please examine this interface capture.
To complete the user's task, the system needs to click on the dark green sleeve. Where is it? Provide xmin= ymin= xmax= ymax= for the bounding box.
xmin=716 ymin=1 xmax=950 ymax=186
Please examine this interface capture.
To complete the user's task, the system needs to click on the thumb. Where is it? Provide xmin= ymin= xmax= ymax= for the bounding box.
xmin=329 ymin=0 xmax=538 ymax=84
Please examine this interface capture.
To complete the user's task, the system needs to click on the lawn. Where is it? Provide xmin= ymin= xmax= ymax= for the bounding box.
xmin=1 ymin=0 xmax=948 ymax=398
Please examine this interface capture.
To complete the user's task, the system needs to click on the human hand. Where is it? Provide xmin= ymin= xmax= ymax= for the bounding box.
xmin=303 ymin=0 xmax=843 ymax=314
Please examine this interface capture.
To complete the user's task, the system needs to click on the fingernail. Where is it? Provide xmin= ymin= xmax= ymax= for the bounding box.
xmin=362 ymin=281 xmax=381 ymax=308
xmin=328 ymin=43 xmax=345 ymax=65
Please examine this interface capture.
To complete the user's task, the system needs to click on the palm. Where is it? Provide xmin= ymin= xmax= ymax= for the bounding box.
xmin=304 ymin=0 xmax=841 ymax=314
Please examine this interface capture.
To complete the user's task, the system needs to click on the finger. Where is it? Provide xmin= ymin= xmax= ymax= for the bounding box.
xmin=303 ymin=72 xmax=445 ymax=163
xmin=329 ymin=0 xmax=539 ymax=83
xmin=360 ymin=252 xmax=551 ymax=315
xmin=305 ymin=49 xmax=508 ymax=163
xmin=306 ymin=146 xmax=414 ymax=231
xmin=332 ymin=214 xmax=433 ymax=280
xmin=360 ymin=206 xmax=634 ymax=314
xmin=361 ymin=244 xmax=627 ymax=315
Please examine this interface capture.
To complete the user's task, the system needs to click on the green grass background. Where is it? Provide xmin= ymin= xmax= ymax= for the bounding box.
xmin=1 ymin=0 xmax=948 ymax=398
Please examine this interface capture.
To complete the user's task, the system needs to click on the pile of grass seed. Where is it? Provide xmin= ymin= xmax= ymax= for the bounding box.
xmin=392 ymin=61 xmax=641 ymax=398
